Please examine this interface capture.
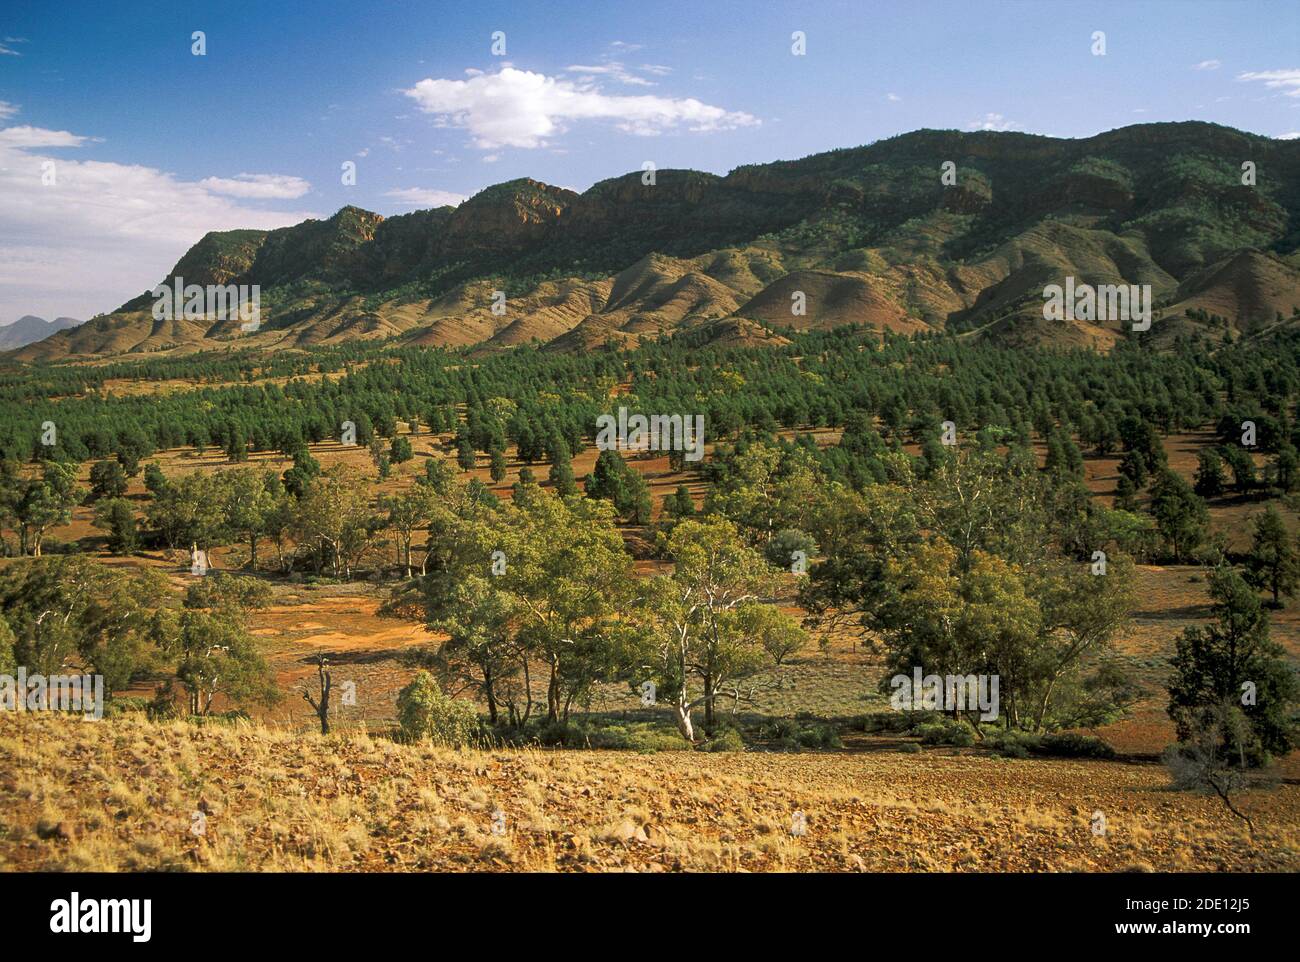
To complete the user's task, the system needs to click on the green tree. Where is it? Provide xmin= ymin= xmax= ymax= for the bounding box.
xmin=662 ymin=483 xmax=696 ymax=521
xmin=0 ymin=556 xmax=168 ymax=691
xmin=294 ymin=464 xmax=376 ymax=579
xmin=390 ymin=435 xmax=414 ymax=464
xmin=1149 ymin=469 xmax=1209 ymax=561
xmin=585 ymin=449 xmax=651 ymax=523
xmin=636 ymin=517 xmax=800 ymax=741
xmin=282 ymin=446 xmax=321 ymax=499
xmin=547 ymin=438 xmax=577 ymax=497
xmin=93 ymin=498 xmax=139 ymax=555
xmin=456 ymin=435 xmax=476 ymax=471
xmin=171 ymin=574 xmax=280 ymax=716
xmin=1220 ymin=445 xmax=1256 ymax=493
xmin=421 ymin=571 xmax=522 ymax=726
xmin=143 ymin=461 xmax=169 ymax=498
xmin=1193 ymin=448 xmax=1226 ymax=498
xmin=1168 ymin=567 xmax=1297 ymax=764
xmin=16 ymin=461 xmax=84 ymax=557
xmin=1118 ymin=449 xmax=1148 ymax=491
xmin=383 ymin=484 xmax=436 ymax=577
xmin=222 ymin=469 xmax=276 ymax=570
xmin=1114 ymin=473 xmax=1138 ymax=511
xmin=1245 ymin=506 xmax=1299 ymax=606
xmin=225 ymin=425 xmax=248 ymax=463
xmin=144 ymin=470 xmax=228 ymax=553
xmin=1272 ymin=444 xmax=1298 ymax=493
xmin=88 ymin=460 xmax=128 ymax=500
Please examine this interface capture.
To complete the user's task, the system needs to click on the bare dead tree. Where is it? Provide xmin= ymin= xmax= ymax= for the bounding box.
xmin=299 ymin=653 xmax=333 ymax=735
xmin=1164 ymin=700 xmax=1270 ymax=838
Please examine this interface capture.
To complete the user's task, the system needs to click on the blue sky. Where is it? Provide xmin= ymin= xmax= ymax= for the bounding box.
xmin=1 ymin=0 xmax=1298 ymax=324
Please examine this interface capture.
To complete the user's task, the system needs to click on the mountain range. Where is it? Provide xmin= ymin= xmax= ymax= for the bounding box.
xmin=0 ymin=315 xmax=81 ymax=351
xmin=13 ymin=121 xmax=1300 ymax=362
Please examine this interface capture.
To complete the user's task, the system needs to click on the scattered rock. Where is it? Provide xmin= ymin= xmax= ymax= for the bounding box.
xmin=36 ymin=820 xmax=75 ymax=841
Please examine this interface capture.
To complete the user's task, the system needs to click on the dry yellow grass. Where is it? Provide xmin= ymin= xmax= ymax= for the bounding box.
xmin=2 ymin=712 xmax=1297 ymax=873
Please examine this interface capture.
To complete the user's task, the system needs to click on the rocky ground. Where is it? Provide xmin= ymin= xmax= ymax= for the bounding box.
xmin=2 ymin=712 xmax=1296 ymax=873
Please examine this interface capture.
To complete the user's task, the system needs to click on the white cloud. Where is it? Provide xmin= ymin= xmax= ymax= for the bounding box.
xmin=1193 ymin=59 xmax=1222 ymax=70
xmin=382 ymin=187 xmax=467 ymax=207
xmin=967 ymin=112 xmax=1020 ymax=132
xmin=0 ymin=101 xmax=18 ymax=121
xmin=886 ymin=92 xmax=901 ymax=102
xmin=199 ymin=173 xmax=312 ymax=199
xmin=565 ymin=62 xmax=654 ymax=87
xmin=402 ymin=66 xmax=758 ymax=149
xmin=0 ymin=125 xmax=92 ymax=148
xmin=0 ymin=122 xmax=315 ymax=324
xmin=1237 ymin=68 xmax=1300 ymax=97
xmin=1276 ymin=131 xmax=1300 ymax=140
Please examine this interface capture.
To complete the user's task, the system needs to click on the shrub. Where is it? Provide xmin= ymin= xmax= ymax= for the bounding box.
xmin=760 ymin=718 xmax=800 ymax=740
xmin=861 ymin=711 xmax=918 ymax=733
xmin=627 ymin=725 xmax=693 ymax=753
xmin=396 ymin=671 xmax=480 ymax=747
xmin=986 ymin=730 xmax=1035 ymax=758
xmin=103 ymin=696 xmax=151 ymax=718
xmin=983 ymin=729 xmax=1117 ymax=759
xmin=516 ymin=718 xmax=690 ymax=752
xmin=700 ymin=726 xmax=746 ymax=752
xmin=1039 ymin=732 xmax=1116 ymax=759
xmin=795 ymin=724 xmax=842 ymax=750
xmin=916 ymin=719 xmax=976 ymax=747
xmin=758 ymin=718 xmax=840 ymax=751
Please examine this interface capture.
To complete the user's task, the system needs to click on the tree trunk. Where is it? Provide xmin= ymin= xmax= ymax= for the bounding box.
xmin=521 ymin=658 xmax=533 ymax=725
xmin=1034 ymin=675 xmax=1060 ymax=733
xmin=302 ymin=655 xmax=332 ymax=735
xmin=673 ymin=693 xmax=696 ymax=744
xmin=546 ymin=656 xmax=560 ymax=722
xmin=483 ymin=663 xmax=498 ymax=726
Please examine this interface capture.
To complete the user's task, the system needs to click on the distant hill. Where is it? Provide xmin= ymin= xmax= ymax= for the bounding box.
xmin=16 ymin=121 xmax=1300 ymax=361
xmin=0 ymin=315 xmax=80 ymax=350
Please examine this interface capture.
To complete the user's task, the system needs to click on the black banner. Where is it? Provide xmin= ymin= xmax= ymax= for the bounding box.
xmin=0 ymin=871 xmax=1280 ymax=947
